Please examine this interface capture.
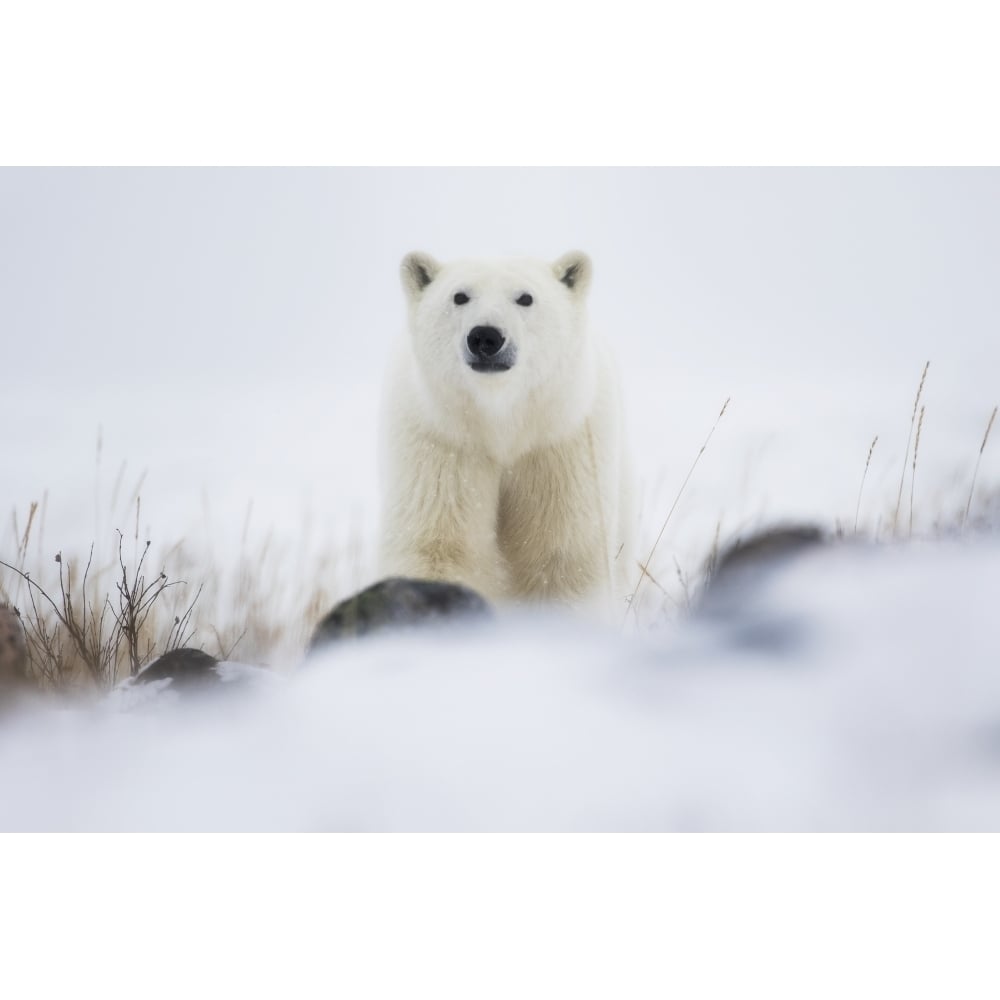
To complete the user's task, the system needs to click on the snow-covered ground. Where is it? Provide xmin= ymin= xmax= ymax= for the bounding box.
xmin=1 ymin=535 xmax=998 ymax=831
xmin=1 ymin=168 xmax=998 ymax=829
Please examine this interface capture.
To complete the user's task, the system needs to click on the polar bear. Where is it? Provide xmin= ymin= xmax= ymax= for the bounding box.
xmin=378 ymin=250 xmax=634 ymax=613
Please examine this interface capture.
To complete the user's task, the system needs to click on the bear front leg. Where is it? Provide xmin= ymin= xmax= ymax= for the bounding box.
xmin=379 ymin=432 xmax=507 ymax=602
xmin=498 ymin=432 xmax=618 ymax=609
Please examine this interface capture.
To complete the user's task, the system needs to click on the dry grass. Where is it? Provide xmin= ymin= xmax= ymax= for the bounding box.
xmin=1 ymin=501 xmax=198 ymax=690
xmin=854 ymin=435 xmax=878 ymax=533
xmin=4 ymin=371 xmax=999 ymax=685
xmin=633 ymin=368 xmax=998 ymax=624
xmin=171 ymin=533 xmax=355 ymax=668
xmin=627 ymin=397 xmax=730 ymax=624
xmin=892 ymin=360 xmax=929 ymax=536
xmin=909 ymin=404 xmax=926 ymax=537
xmin=0 ymin=486 xmax=362 ymax=692
xmin=963 ymin=405 xmax=998 ymax=531
xmin=853 ymin=368 xmax=998 ymax=542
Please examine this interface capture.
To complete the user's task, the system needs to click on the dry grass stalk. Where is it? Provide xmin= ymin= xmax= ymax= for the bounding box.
xmin=19 ymin=501 xmax=38 ymax=567
xmin=962 ymin=405 xmax=998 ymax=530
xmin=854 ymin=435 xmax=878 ymax=534
xmin=909 ymin=405 xmax=925 ymax=537
xmin=627 ymin=397 xmax=730 ymax=623
xmin=704 ymin=519 xmax=723 ymax=584
xmin=673 ymin=557 xmax=692 ymax=612
xmin=110 ymin=530 xmax=196 ymax=677
xmin=635 ymin=560 xmax=668 ymax=596
xmin=632 ymin=558 xmax=688 ymax=614
xmin=893 ymin=361 xmax=929 ymax=535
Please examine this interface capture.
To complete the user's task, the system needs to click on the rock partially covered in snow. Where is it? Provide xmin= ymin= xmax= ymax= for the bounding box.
xmin=107 ymin=648 xmax=280 ymax=711
xmin=697 ymin=524 xmax=829 ymax=653
xmin=309 ymin=576 xmax=491 ymax=649
xmin=133 ymin=647 xmax=222 ymax=687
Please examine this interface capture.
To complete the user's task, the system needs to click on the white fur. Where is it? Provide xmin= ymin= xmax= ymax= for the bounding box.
xmin=378 ymin=251 xmax=634 ymax=613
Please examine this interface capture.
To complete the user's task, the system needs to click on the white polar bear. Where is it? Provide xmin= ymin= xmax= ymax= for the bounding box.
xmin=378 ymin=250 xmax=634 ymax=613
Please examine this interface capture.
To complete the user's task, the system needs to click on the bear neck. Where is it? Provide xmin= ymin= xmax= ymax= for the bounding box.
xmin=414 ymin=349 xmax=599 ymax=467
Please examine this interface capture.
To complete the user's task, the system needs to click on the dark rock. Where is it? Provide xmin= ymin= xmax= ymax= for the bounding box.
xmin=703 ymin=525 xmax=826 ymax=602
xmin=697 ymin=524 xmax=828 ymax=654
xmin=711 ymin=525 xmax=825 ymax=580
xmin=310 ymin=577 xmax=492 ymax=650
xmin=113 ymin=649 xmax=278 ymax=708
xmin=134 ymin=647 xmax=221 ymax=687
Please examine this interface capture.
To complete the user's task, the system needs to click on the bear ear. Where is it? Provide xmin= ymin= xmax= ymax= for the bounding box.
xmin=553 ymin=251 xmax=592 ymax=296
xmin=401 ymin=252 xmax=441 ymax=299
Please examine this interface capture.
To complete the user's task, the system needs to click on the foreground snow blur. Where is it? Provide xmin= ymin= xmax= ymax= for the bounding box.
xmin=1 ymin=536 xmax=998 ymax=831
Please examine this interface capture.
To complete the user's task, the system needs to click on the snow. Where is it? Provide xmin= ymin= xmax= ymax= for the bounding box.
xmin=1 ymin=168 xmax=999 ymax=829
xmin=1 ymin=536 xmax=998 ymax=831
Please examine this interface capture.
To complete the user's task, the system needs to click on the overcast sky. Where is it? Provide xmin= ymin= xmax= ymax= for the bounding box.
xmin=4 ymin=169 xmax=998 ymax=378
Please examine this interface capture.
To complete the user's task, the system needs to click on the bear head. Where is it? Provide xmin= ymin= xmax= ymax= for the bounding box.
xmin=399 ymin=250 xmax=594 ymax=399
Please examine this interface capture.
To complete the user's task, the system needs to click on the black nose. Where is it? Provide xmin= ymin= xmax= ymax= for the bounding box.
xmin=467 ymin=326 xmax=504 ymax=358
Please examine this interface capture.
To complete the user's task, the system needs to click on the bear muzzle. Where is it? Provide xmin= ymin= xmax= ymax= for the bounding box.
xmin=466 ymin=325 xmax=517 ymax=373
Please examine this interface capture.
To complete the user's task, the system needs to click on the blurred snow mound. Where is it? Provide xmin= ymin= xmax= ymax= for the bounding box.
xmin=1 ymin=537 xmax=998 ymax=831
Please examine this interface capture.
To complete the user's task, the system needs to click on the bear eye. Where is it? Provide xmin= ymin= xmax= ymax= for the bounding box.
xmin=516 ymin=293 xmax=533 ymax=306
xmin=453 ymin=291 xmax=470 ymax=305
